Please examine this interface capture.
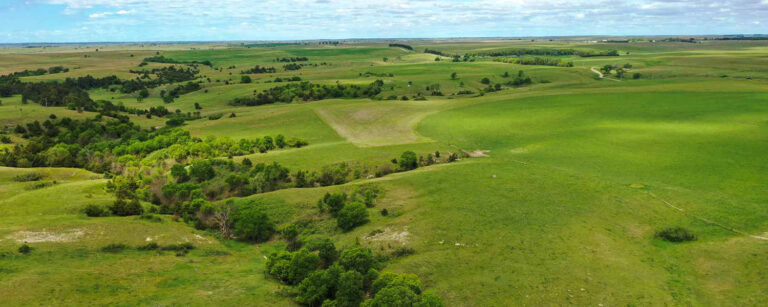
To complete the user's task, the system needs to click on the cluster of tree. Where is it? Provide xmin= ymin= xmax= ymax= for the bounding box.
xmin=492 ymin=57 xmax=574 ymax=67
xmin=424 ymin=48 xmax=447 ymax=56
xmin=388 ymin=43 xmax=413 ymax=50
xmin=122 ymin=66 xmax=201 ymax=93
xmin=142 ymin=55 xmax=212 ymax=66
xmin=317 ymin=185 xmax=380 ymax=231
xmin=502 ymin=70 xmax=533 ymax=87
xmin=276 ymin=57 xmax=309 ymax=62
xmin=283 ymin=63 xmax=303 ymax=71
xmin=270 ymin=76 xmax=302 ymax=83
xmin=0 ymin=73 xmax=121 ymax=107
xmin=468 ymin=48 xmax=576 ymax=57
xmin=360 ymin=72 xmax=393 ymax=78
xmin=240 ymin=65 xmax=277 ymax=74
xmin=8 ymin=66 xmax=69 ymax=77
xmin=229 ymin=80 xmax=384 ymax=106
xmin=162 ymin=81 xmax=202 ymax=102
xmin=577 ymin=50 xmax=619 ymax=57
xmin=714 ymin=36 xmax=768 ymax=41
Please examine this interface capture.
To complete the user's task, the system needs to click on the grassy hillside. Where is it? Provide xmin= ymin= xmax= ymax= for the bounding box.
xmin=1 ymin=39 xmax=767 ymax=306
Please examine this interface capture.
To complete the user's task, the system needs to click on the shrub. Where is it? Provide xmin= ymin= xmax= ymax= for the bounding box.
xmin=322 ymin=192 xmax=348 ymax=216
xmin=336 ymin=270 xmax=365 ymax=307
xmin=83 ymin=204 xmax=109 ymax=217
xmin=137 ymin=242 xmax=159 ymax=250
xmin=241 ymin=75 xmax=252 ymax=84
xmin=234 ymin=203 xmax=274 ymax=242
xmin=337 ymin=202 xmax=369 ymax=231
xmin=633 ymin=72 xmax=641 ymax=79
xmin=101 ymin=243 xmax=127 ymax=253
xmin=339 ymin=246 xmax=374 ymax=274
xmin=12 ymin=172 xmax=43 ymax=182
xmin=138 ymin=213 xmax=163 ymax=222
xmin=398 ymin=151 xmax=418 ymax=171
xmin=288 ymin=249 xmax=320 ymax=285
xmin=655 ymin=226 xmax=696 ymax=242
xmin=18 ymin=244 xmax=32 ymax=254
xmin=109 ymin=199 xmax=144 ymax=216
xmin=480 ymin=77 xmax=491 ymax=84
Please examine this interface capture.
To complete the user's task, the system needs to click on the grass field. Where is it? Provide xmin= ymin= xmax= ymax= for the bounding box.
xmin=1 ymin=38 xmax=767 ymax=306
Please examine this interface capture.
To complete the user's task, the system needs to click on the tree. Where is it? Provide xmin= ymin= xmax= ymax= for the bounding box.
xmin=336 ymin=270 xmax=364 ymax=307
xmin=288 ymin=248 xmax=320 ymax=284
xmin=415 ymin=293 xmax=445 ymax=307
xmin=212 ymin=201 xmax=235 ymax=239
xmin=337 ymin=202 xmax=369 ymax=231
xmin=241 ymin=75 xmax=252 ymax=84
xmin=367 ymin=285 xmax=418 ymax=307
xmin=323 ymin=192 xmax=347 ymax=216
xmin=138 ymin=88 xmax=150 ymax=98
xmin=170 ymin=163 xmax=189 ymax=182
xmin=297 ymin=271 xmax=330 ymax=306
xmin=109 ymin=198 xmax=144 ymax=216
xmin=339 ymin=246 xmax=374 ymax=274
xmin=398 ymin=151 xmax=418 ymax=171
xmin=275 ymin=134 xmax=286 ymax=148
xmin=632 ymin=72 xmax=641 ymax=79
xmin=480 ymin=77 xmax=491 ymax=84
xmin=234 ymin=203 xmax=274 ymax=242
xmin=189 ymin=160 xmax=215 ymax=182
xmin=450 ymin=72 xmax=457 ymax=80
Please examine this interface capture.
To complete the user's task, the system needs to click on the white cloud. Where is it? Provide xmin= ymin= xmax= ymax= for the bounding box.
xmin=88 ymin=12 xmax=111 ymax=18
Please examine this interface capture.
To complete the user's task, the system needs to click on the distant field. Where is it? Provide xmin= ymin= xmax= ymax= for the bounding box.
xmin=1 ymin=39 xmax=767 ymax=306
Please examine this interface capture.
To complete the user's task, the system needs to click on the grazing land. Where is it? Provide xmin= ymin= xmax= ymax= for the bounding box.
xmin=1 ymin=38 xmax=767 ymax=306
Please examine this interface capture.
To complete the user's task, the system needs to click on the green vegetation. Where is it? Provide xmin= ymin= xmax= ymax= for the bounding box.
xmin=1 ymin=38 xmax=767 ymax=306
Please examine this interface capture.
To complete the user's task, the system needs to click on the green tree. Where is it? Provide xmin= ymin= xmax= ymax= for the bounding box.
xmin=275 ymin=134 xmax=286 ymax=148
xmin=288 ymin=248 xmax=320 ymax=284
xmin=337 ymin=202 xmax=369 ymax=231
xmin=336 ymin=270 xmax=364 ymax=307
xmin=415 ymin=293 xmax=445 ymax=307
xmin=170 ymin=163 xmax=188 ymax=182
xmin=189 ymin=160 xmax=215 ymax=182
xmin=339 ymin=246 xmax=374 ymax=274
xmin=297 ymin=271 xmax=330 ymax=306
xmin=450 ymin=72 xmax=457 ymax=79
xmin=480 ymin=77 xmax=491 ymax=84
xmin=241 ymin=75 xmax=252 ymax=83
xmin=368 ymin=285 xmax=418 ymax=307
xmin=234 ymin=203 xmax=274 ymax=242
xmin=398 ymin=151 xmax=418 ymax=171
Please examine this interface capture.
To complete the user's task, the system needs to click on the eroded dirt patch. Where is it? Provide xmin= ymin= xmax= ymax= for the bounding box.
xmin=8 ymin=229 xmax=85 ymax=243
xmin=364 ymin=227 xmax=409 ymax=245
xmin=463 ymin=149 xmax=491 ymax=157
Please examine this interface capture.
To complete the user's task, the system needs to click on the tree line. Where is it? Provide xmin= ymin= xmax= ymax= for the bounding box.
xmin=240 ymin=65 xmax=277 ymax=74
xmin=142 ymin=55 xmax=212 ymax=67
xmin=229 ymin=80 xmax=384 ymax=106
xmin=492 ymin=57 xmax=574 ymax=67
xmin=388 ymin=43 xmax=413 ymax=50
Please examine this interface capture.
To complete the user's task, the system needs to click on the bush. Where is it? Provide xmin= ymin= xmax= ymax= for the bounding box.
xmin=655 ymin=226 xmax=696 ymax=242
xmin=398 ymin=151 xmax=418 ymax=171
xmin=339 ymin=246 xmax=374 ymax=274
xmin=322 ymin=192 xmax=347 ymax=216
xmin=234 ymin=203 xmax=274 ymax=242
xmin=109 ymin=199 xmax=144 ymax=216
xmin=101 ymin=243 xmax=127 ymax=253
xmin=337 ymin=202 xmax=369 ymax=231
xmin=12 ymin=172 xmax=43 ymax=182
xmin=83 ymin=204 xmax=109 ymax=217
xmin=18 ymin=244 xmax=32 ymax=254
xmin=137 ymin=242 xmax=159 ymax=250
xmin=241 ymin=75 xmax=252 ymax=83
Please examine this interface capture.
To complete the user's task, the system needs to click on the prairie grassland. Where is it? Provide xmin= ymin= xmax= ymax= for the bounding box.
xmin=1 ymin=39 xmax=767 ymax=306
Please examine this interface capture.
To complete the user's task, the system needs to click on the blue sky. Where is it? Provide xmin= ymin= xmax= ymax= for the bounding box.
xmin=1 ymin=0 xmax=767 ymax=43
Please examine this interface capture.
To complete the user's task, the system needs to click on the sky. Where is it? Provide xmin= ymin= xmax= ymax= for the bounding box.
xmin=1 ymin=0 xmax=767 ymax=43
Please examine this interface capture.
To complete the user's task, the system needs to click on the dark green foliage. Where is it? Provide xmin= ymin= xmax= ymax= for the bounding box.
xmin=233 ymin=203 xmax=274 ymax=242
xmin=337 ymin=202 xmax=369 ymax=231
xmin=655 ymin=226 xmax=696 ymax=242
xmin=633 ymin=72 xmax=642 ymax=79
xmin=12 ymin=172 xmax=43 ymax=182
xmin=241 ymin=65 xmax=277 ymax=74
xmin=84 ymin=204 xmax=109 ymax=217
xmin=480 ymin=77 xmax=491 ymax=85
xmin=240 ymin=75 xmax=252 ymax=83
xmin=101 ymin=243 xmax=127 ymax=253
xmin=297 ymin=270 xmax=332 ymax=306
xmin=109 ymin=199 xmax=144 ymax=216
xmin=18 ymin=244 xmax=32 ymax=254
xmin=142 ymin=55 xmax=212 ymax=66
xmin=415 ymin=293 xmax=446 ymax=307
xmin=338 ymin=246 xmax=375 ymax=274
xmin=322 ymin=192 xmax=348 ymax=216
xmin=137 ymin=242 xmax=159 ymax=251
xmin=229 ymin=80 xmax=384 ymax=106
xmin=189 ymin=160 xmax=215 ymax=182
xmin=398 ymin=151 xmax=418 ymax=171
xmin=288 ymin=249 xmax=320 ymax=285
xmin=336 ymin=270 xmax=364 ymax=307
xmin=170 ymin=164 xmax=189 ymax=182
xmin=493 ymin=57 xmax=574 ymax=67
xmin=388 ymin=43 xmax=413 ymax=50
